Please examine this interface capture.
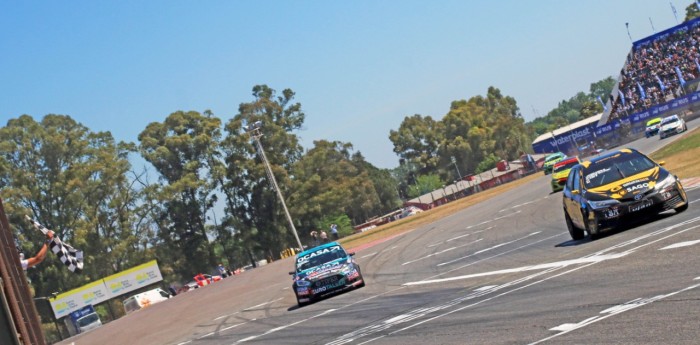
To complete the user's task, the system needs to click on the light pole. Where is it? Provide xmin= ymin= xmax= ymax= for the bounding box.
xmin=451 ymin=156 xmax=462 ymax=181
xmin=244 ymin=121 xmax=303 ymax=250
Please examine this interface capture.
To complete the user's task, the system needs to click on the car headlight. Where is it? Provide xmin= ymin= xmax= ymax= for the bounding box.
xmin=296 ymin=280 xmax=311 ymax=287
xmin=589 ymin=199 xmax=620 ymax=209
xmin=655 ymin=174 xmax=676 ymax=190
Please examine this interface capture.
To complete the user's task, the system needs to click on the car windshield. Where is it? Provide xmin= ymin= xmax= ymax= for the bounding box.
xmin=582 ymin=152 xmax=656 ymax=188
xmin=661 ymin=116 xmax=678 ymax=125
xmin=77 ymin=313 xmax=99 ymax=327
xmin=553 ymin=160 xmax=578 ymax=173
xmin=296 ymin=247 xmax=347 ymax=272
xmin=545 ymin=154 xmax=561 ymax=162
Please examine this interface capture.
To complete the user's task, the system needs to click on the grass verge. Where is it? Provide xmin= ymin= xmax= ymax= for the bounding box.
xmin=651 ymin=126 xmax=700 ymax=178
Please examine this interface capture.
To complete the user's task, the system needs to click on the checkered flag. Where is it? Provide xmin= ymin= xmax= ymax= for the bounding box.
xmin=48 ymin=236 xmax=83 ymax=273
xmin=25 ymin=215 xmax=83 ymax=273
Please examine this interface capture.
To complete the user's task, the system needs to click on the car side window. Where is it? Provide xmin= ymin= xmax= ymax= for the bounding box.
xmin=566 ymin=167 xmax=577 ymax=190
xmin=572 ymin=168 xmax=581 ymax=191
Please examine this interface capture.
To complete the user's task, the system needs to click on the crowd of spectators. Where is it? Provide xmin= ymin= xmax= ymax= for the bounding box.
xmin=608 ymin=21 xmax=700 ymax=122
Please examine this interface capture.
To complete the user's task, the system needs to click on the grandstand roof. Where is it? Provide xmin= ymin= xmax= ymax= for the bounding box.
xmin=532 ymin=112 xmax=602 ymax=144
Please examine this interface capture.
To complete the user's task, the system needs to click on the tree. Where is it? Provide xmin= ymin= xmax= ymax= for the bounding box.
xmin=685 ymin=2 xmax=700 ymax=21
xmin=221 ymin=85 xmax=305 ymax=262
xmin=389 ymin=114 xmax=441 ymax=175
xmin=407 ymin=174 xmax=443 ymax=198
xmin=287 ymin=140 xmax=399 ymax=230
xmin=0 ymin=114 xmax=140 ymax=298
xmin=138 ymin=110 xmax=222 ymax=276
xmin=527 ymin=76 xmax=615 ymax=137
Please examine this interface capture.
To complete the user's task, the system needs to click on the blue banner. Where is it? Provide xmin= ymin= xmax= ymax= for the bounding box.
xmin=533 ymin=91 xmax=700 ymax=154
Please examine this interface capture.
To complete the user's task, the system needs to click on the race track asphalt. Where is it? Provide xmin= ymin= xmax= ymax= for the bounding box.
xmin=57 ymin=119 xmax=700 ymax=345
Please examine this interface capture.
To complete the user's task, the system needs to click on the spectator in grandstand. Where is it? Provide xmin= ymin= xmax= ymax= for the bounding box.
xmin=608 ymin=21 xmax=700 ymax=122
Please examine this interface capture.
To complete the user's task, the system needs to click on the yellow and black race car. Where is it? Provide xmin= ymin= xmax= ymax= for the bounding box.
xmin=562 ymin=148 xmax=688 ymax=240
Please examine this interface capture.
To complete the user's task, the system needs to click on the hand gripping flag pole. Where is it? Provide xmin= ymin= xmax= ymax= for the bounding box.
xmin=25 ymin=215 xmax=83 ymax=273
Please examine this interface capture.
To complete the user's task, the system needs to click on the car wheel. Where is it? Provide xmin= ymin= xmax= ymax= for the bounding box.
xmin=355 ymin=266 xmax=366 ymax=288
xmin=296 ymin=294 xmax=309 ymax=307
xmin=565 ymin=211 xmax=585 ymax=241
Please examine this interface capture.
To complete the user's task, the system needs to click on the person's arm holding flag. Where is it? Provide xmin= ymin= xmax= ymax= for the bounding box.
xmin=20 ymin=227 xmax=54 ymax=270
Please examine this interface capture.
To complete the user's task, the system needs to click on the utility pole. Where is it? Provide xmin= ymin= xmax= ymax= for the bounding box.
xmin=244 ymin=121 xmax=303 ymax=250
xmin=451 ymin=156 xmax=462 ymax=181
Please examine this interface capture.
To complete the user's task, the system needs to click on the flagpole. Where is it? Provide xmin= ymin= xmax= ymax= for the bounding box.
xmin=670 ymin=2 xmax=679 ymax=24
xmin=626 ymin=22 xmax=633 ymax=43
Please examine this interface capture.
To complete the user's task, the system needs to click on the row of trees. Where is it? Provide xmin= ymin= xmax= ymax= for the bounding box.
xmin=389 ymin=87 xmax=531 ymax=197
xmin=0 ymin=85 xmax=400 ymax=300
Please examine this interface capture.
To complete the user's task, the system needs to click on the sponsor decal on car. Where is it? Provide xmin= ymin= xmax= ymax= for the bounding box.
xmin=296 ymin=245 xmax=342 ymax=264
xmin=629 ymin=199 xmax=654 ymax=212
xmin=622 ymin=178 xmax=649 ymax=187
xmin=586 ymin=168 xmax=611 ymax=184
xmin=311 ymin=277 xmax=346 ymax=294
xmin=626 ymin=182 xmax=650 ymax=193
xmin=604 ymin=207 xmax=620 ymax=219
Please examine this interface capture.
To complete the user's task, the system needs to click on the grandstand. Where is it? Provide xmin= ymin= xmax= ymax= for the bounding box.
xmin=533 ymin=16 xmax=700 ymax=154
xmin=531 ymin=113 xmax=603 ymax=156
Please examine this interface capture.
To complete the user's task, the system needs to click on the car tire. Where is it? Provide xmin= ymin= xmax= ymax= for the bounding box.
xmin=565 ymin=211 xmax=585 ymax=241
xmin=676 ymin=202 xmax=689 ymax=213
xmin=296 ymin=294 xmax=309 ymax=307
xmin=355 ymin=266 xmax=366 ymax=288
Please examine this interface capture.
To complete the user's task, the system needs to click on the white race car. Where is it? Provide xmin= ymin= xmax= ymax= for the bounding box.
xmin=659 ymin=114 xmax=687 ymax=139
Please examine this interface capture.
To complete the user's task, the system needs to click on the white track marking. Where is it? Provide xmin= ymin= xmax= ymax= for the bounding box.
xmin=500 ymin=200 xmax=538 ymax=212
xmin=243 ymin=298 xmax=283 ymax=311
xmin=473 ymin=285 xmax=497 ymax=292
xmin=438 ymin=232 xmax=542 ymax=267
xmin=328 ymin=262 xmax=597 ymax=345
xmin=360 ymin=252 xmax=377 ymax=258
xmin=236 ymin=309 xmax=336 ymax=343
xmin=176 ymin=342 xmax=192 ymax=345
xmin=214 ymin=311 xmax=240 ymax=321
xmin=429 ymin=227 xmax=493 ymax=248
xmin=659 ymin=240 xmax=700 ymax=250
xmin=198 ymin=332 xmax=215 ymax=339
xmin=406 ymin=252 xmax=628 ymax=286
xmin=465 ymin=211 xmax=520 ymax=229
xmin=530 ymin=283 xmax=700 ymax=344
xmin=402 ymin=239 xmax=483 ymax=265
xmin=327 ymin=218 xmax=700 ymax=345
xmin=448 ymin=227 xmax=492 ymax=242
xmin=221 ymin=322 xmax=247 ymax=332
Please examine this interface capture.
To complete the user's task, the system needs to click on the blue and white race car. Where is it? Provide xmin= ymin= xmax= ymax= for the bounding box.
xmin=290 ymin=242 xmax=365 ymax=307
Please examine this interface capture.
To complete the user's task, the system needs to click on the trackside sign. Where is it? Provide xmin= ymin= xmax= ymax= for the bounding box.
xmin=49 ymin=260 xmax=162 ymax=318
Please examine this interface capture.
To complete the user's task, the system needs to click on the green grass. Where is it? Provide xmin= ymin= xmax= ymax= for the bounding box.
xmin=651 ymin=126 xmax=700 ymax=159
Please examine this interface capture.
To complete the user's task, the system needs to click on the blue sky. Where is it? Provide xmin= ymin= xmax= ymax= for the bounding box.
xmin=0 ymin=1 xmax=689 ymax=169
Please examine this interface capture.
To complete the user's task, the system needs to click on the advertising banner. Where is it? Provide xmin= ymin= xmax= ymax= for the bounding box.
xmin=49 ymin=260 xmax=161 ymax=319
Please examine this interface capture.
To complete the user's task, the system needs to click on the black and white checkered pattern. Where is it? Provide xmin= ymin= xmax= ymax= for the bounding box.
xmin=48 ymin=236 xmax=83 ymax=273
xmin=26 ymin=216 xmax=84 ymax=273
